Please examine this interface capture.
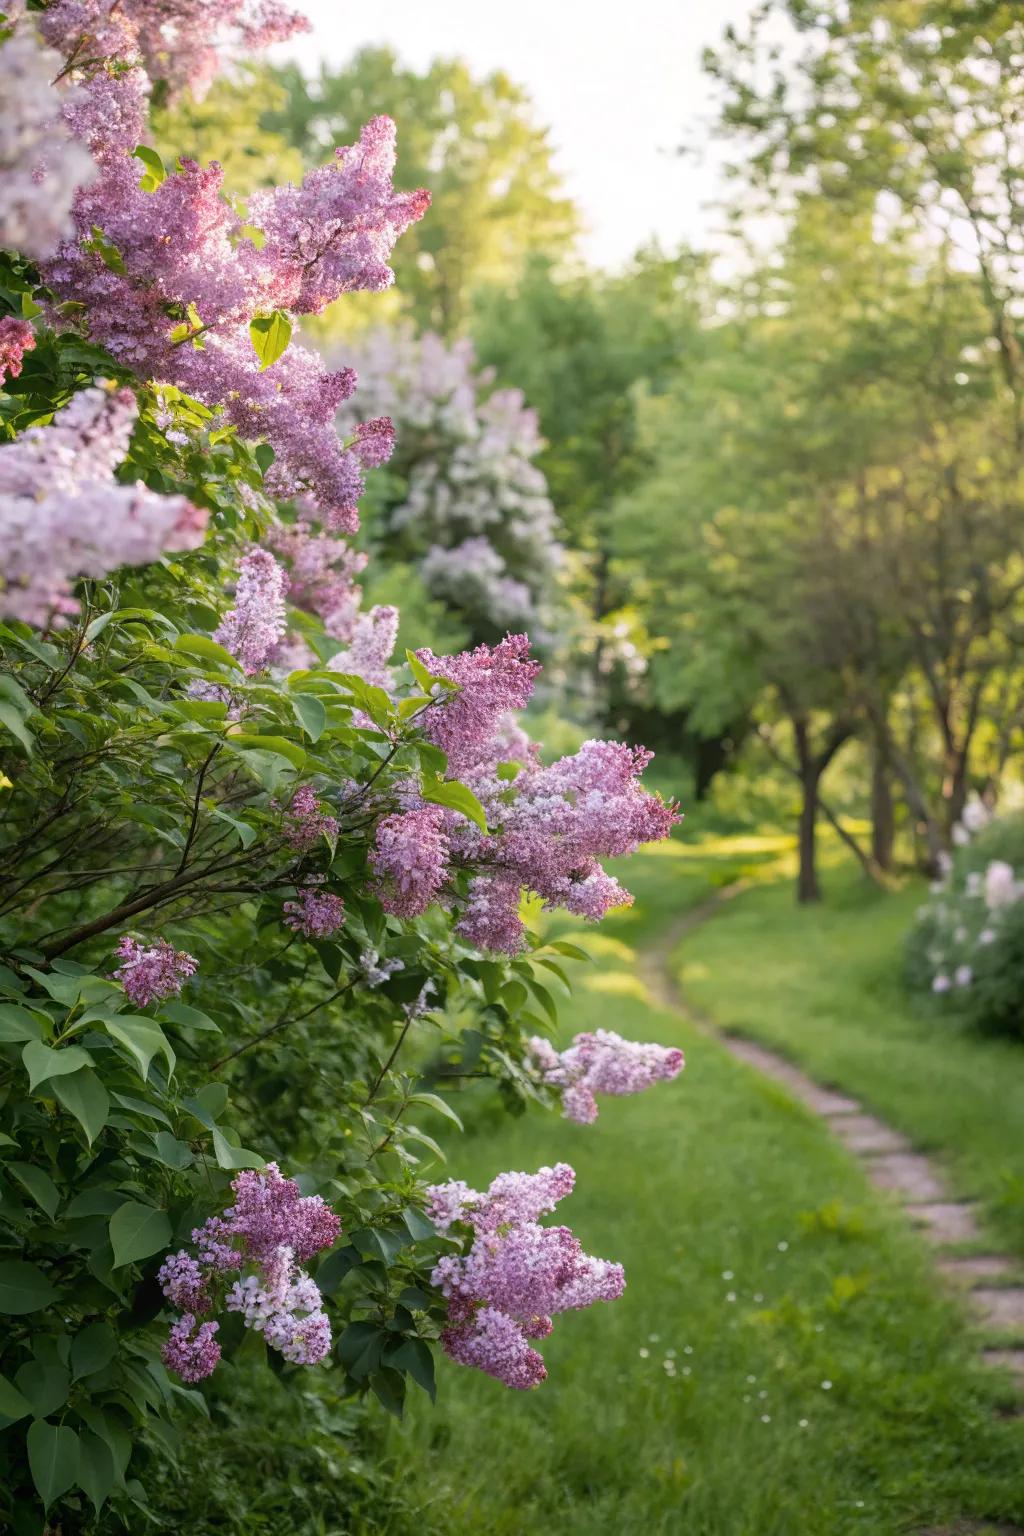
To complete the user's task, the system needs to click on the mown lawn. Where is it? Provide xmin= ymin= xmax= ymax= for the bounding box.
xmin=384 ymin=834 xmax=1024 ymax=1536
xmin=678 ymin=846 xmax=1024 ymax=1261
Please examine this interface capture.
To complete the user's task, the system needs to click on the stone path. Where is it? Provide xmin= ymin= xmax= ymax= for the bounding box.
xmin=642 ymin=886 xmax=1024 ymax=1417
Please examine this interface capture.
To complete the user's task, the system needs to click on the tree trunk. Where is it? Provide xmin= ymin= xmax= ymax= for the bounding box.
xmin=870 ymin=741 xmax=895 ymax=872
xmin=797 ymin=771 xmax=821 ymax=903
xmin=792 ymin=717 xmax=821 ymax=904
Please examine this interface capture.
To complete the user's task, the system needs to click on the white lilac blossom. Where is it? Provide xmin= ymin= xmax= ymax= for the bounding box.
xmin=334 ymin=328 xmax=561 ymax=635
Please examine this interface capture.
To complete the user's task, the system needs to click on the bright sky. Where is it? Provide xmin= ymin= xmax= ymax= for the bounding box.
xmin=273 ymin=0 xmax=758 ymax=269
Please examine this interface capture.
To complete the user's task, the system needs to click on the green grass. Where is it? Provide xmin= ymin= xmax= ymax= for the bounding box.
xmin=679 ymin=845 xmax=1024 ymax=1260
xmin=382 ymin=833 xmax=1024 ymax=1535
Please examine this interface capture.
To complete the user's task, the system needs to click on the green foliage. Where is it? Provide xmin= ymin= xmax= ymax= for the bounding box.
xmin=0 ymin=303 xmax=579 ymax=1531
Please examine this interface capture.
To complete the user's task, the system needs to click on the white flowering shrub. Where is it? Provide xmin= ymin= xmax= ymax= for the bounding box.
xmin=334 ymin=328 xmax=562 ymax=640
xmin=906 ymin=804 xmax=1024 ymax=1038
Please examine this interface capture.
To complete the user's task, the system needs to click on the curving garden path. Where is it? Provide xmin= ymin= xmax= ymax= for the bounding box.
xmin=641 ymin=882 xmax=1024 ymax=1455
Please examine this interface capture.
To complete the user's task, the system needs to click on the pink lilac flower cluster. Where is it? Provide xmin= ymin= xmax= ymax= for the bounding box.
xmin=0 ymin=317 xmax=35 ymax=388
xmin=370 ymin=805 xmax=450 ymax=918
xmin=426 ymin=1164 xmax=624 ymax=1390
xmin=213 ymin=549 xmax=288 ymax=675
xmin=528 ymin=1029 xmax=685 ymax=1125
xmin=159 ymin=1163 xmax=340 ymax=1381
xmin=112 ymin=934 xmax=198 ymax=1007
xmin=37 ymin=0 xmax=309 ymax=104
xmin=283 ymin=785 xmax=339 ymax=852
xmin=330 ymin=604 xmax=401 ymax=694
xmin=415 ymin=634 xmax=542 ymax=779
xmin=283 ymin=883 xmax=345 ymax=939
xmin=33 ymin=16 xmax=427 ymax=532
xmin=362 ymin=634 xmax=678 ymax=951
xmin=335 ymin=328 xmax=560 ymax=632
xmin=0 ymin=28 xmax=96 ymax=261
xmin=267 ymin=517 xmax=368 ymax=643
xmin=0 ymin=387 xmax=207 ymax=626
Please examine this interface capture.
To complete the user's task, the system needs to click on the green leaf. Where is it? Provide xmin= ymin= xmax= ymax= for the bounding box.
xmin=0 ymin=1003 xmax=47 ymax=1043
xmin=210 ymin=808 xmax=257 ymax=849
xmin=548 ymin=940 xmax=592 ymax=962
xmin=133 ymin=143 xmax=167 ymax=190
xmin=158 ymin=1000 xmax=220 ymax=1033
xmin=383 ymin=1337 xmax=436 ymax=1401
xmin=369 ymin=1367 xmax=406 ymax=1418
xmin=148 ymin=1132 xmax=193 ymax=1170
xmin=525 ymin=976 xmax=559 ymax=1028
xmin=27 ymin=1421 xmax=79 ymax=1509
xmin=405 ymin=649 xmax=442 ymax=694
xmin=254 ymin=442 xmax=275 ymax=473
xmin=290 ymin=693 xmax=326 ymax=742
xmin=71 ymin=1321 xmax=117 ymax=1381
xmin=85 ymin=225 xmax=126 ymax=275
xmin=249 ymin=309 xmax=292 ymax=370
xmin=173 ymin=632 xmax=241 ymax=671
xmin=0 ymin=1371 xmax=32 ymax=1426
xmin=408 ymin=1091 xmax=464 ymax=1130
xmin=52 ymin=1069 xmax=109 ymax=1145
xmin=104 ymin=1016 xmax=175 ymax=1082
xmin=400 ymin=1206 xmax=436 ymax=1241
xmin=419 ymin=774 xmax=488 ymax=833
xmin=210 ymin=1128 xmax=264 ymax=1171
xmin=315 ymin=1245 xmax=358 ymax=1295
xmin=22 ymin=1040 xmax=92 ymax=1093
xmin=0 ymin=1260 xmax=58 ymax=1314
xmin=229 ymin=733 xmax=306 ymax=770
xmin=338 ymin=1321 xmax=386 ymax=1375
xmin=78 ymin=1429 xmax=116 ymax=1513
xmin=15 ymin=1362 xmax=69 ymax=1419
xmin=7 ymin=1161 xmax=59 ymax=1220
xmin=108 ymin=1201 xmax=172 ymax=1269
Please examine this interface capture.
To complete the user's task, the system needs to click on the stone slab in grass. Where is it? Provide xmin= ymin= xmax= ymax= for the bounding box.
xmin=907 ymin=1202 xmax=983 ymax=1244
xmin=866 ymin=1153 xmax=948 ymax=1202
xmin=832 ymin=1114 xmax=910 ymax=1154
xmin=938 ymin=1257 xmax=1016 ymax=1288
xmin=720 ymin=1036 xmax=860 ymax=1115
xmin=970 ymin=1289 xmax=1024 ymax=1338
xmin=981 ymin=1349 xmax=1024 ymax=1385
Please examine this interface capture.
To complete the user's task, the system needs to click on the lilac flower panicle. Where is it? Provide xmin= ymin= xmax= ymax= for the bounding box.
xmin=0 ymin=387 xmax=207 ymax=626
xmin=283 ymin=885 xmax=345 ymax=939
xmin=416 ymin=634 xmax=542 ymax=779
xmin=161 ymin=1314 xmax=221 ymax=1383
xmin=528 ymin=1028 xmax=685 ymax=1125
xmin=112 ymin=934 xmax=198 ymax=1007
xmin=161 ymin=1165 xmax=340 ymax=1381
xmin=0 ymin=317 xmax=35 ymax=388
xmin=283 ymin=786 xmax=339 ymax=852
xmin=426 ymin=1164 xmax=623 ymax=1390
xmin=371 ymin=805 xmax=450 ymax=917
xmin=213 ymin=549 xmax=288 ymax=675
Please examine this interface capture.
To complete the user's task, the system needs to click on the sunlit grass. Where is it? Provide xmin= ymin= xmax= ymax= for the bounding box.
xmin=383 ymin=835 xmax=1024 ymax=1535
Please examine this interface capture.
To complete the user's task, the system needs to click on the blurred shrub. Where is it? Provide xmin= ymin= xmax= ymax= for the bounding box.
xmin=905 ymin=806 xmax=1024 ymax=1039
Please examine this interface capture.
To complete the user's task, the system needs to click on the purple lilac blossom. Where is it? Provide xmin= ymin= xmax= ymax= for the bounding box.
xmin=283 ymin=884 xmax=345 ymax=939
xmin=370 ymin=805 xmax=451 ymax=917
xmin=0 ymin=317 xmax=35 ymax=388
xmin=426 ymin=1164 xmax=624 ymax=1390
xmin=528 ymin=1028 xmax=685 ymax=1125
xmin=112 ymin=935 xmax=198 ymax=1007
xmin=0 ymin=388 xmax=207 ymax=626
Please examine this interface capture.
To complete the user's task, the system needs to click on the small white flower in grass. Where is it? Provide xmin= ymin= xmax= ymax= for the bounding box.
xmin=638 ymin=1347 xmax=650 ymax=1359
xmin=761 ymin=1414 xmax=771 ymax=1423
xmin=979 ymin=927 xmax=997 ymax=945
xmin=648 ymin=1333 xmax=660 ymax=1343
xmin=682 ymin=1366 xmax=691 ymax=1376
xmin=684 ymin=1345 xmax=693 ymax=1355
xmin=821 ymin=1379 xmax=832 ymax=1390
xmin=722 ymin=1270 xmax=733 ymax=1280
xmin=798 ymin=1419 xmax=809 ymax=1428
xmin=954 ymin=964 xmax=972 ymax=988
xmin=777 ymin=1241 xmax=789 ymax=1252
xmin=726 ymin=1291 xmax=736 ymax=1302
xmin=746 ymin=1374 xmax=757 ymax=1383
